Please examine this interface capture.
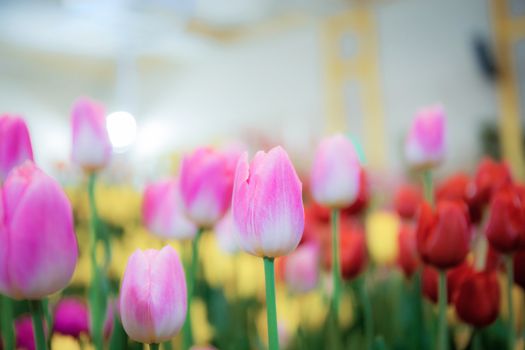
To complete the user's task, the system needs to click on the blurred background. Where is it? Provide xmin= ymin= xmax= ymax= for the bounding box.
xmin=2 ymin=0 xmax=524 ymax=182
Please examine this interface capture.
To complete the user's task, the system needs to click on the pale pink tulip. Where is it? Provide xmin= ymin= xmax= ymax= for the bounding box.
xmin=0 ymin=114 xmax=34 ymax=182
xmin=180 ymin=147 xmax=234 ymax=228
xmin=142 ymin=178 xmax=197 ymax=240
xmin=284 ymin=242 xmax=320 ymax=293
xmin=310 ymin=135 xmax=361 ymax=208
xmin=215 ymin=211 xmax=240 ymax=255
xmin=71 ymin=97 xmax=112 ymax=171
xmin=0 ymin=162 xmax=78 ymax=299
xmin=232 ymin=146 xmax=304 ymax=257
xmin=120 ymin=246 xmax=187 ymax=344
xmin=405 ymin=105 xmax=445 ymax=168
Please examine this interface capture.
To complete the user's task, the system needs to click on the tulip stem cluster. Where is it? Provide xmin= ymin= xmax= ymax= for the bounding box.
xmin=0 ymin=295 xmax=14 ymax=349
xmin=28 ymin=300 xmax=47 ymax=350
xmin=183 ymin=228 xmax=204 ymax=350
xmin=359 ymin=277 xmax=373 ymax=350
xmin=87 ymin=173 xmax=106 ymax=350
xmin=331 ymin=209 xmax=341 ymax=315
xmin=504 ymin=255 xmax=515 ymax=350
xmin=437 ymin=270 xmax=448 ymax=350
xmin=263 ymin=256 xmax=279 ymax=350
xmin=150 ymin=343 xmax=160 ymax=350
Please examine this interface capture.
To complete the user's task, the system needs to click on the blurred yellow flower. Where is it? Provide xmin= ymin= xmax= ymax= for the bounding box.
xmin=191 ymin=298 xmax=214 ymax=345
xmin=366 ymin=211 xmax=400 ymax=265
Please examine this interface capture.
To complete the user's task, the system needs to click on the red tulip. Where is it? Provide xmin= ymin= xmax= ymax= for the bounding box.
xmin=394 ymin=185 xmax=422 ymax=220
xmin=397 ymin=224 xmax=419 ymax=278
xmin=435 ymin=173 xmax=481 ymax=224
xmin=472 ymin=158 xmax=512 ymax=206
xmin=485 ymin=186 xmax=525 ymax=253
xmin=323 ymin=220 xmax=367 ymax=280
xmin=454 ymin=270 xmax=500 ymax=328
xmin=513 ymin=250 xmax=525 ymax=290
xmin=422 ymin=263 xmax=471 ymax=303
xmin=416 ymin=201 xmax=471 ymax=269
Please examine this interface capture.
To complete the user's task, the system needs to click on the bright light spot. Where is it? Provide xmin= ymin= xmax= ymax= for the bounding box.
xmin=106 ymin=111 xmax=137 ymax=151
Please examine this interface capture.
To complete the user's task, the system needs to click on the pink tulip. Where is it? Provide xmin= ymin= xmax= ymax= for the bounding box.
xmin=53 ymin=298 xmax=89 ymax=339
xmin=0 ymin=114 xmax=34 ymax=182
xmin=405 ymin=105 xmax=445 ymax=168
xmin=71 ymin=97 xmax=112 ymax=171
xmin=142 ymin=178 xmax=198 ymax=240
xmin=310 ymin=135 xmax=361 ymax=208
xmin=215 ymin=211 xmax=240 ymax=255
xmin=180 ymin=147 xmax=235 ymax=228
xmin=0 ymin=162 xmax=78 ymax=299
xmin=284 ymin=242 xmax=320 ymax=293
xmin=120 ymin=246 xmax=187 ymax=344
xmin=232 ymin=146 xmax=304 ymax=257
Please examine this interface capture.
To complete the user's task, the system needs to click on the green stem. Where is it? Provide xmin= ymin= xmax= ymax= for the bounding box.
xmin=28 ymin=300 xmax=47 ymax=350
xmin=331 ymin=209 xmax=341 ymax=315
xmin=414 ymin=269 xmax=427 ymax=350
xmin=182 ymin=228 xmax=203 ymax=350
xmin=472 ymin=328 xmax=482 ymax=350
xmin=437 ymin=270 xmax=448 ymax=350
xmin=88 ymin=173 xmax=104 ymax=350
xmin=150 ymin=343 xmax=160 ymax=350
xmin=162 ymin=341 xmax=173 ymax=350
xmin=263 ymin=257 xmax=279 ymax=350
xmin=505 ymin=255 xmax=515 ymax=350
xmin=421 ymin=170 xmax=434 ymax=205
xmin=1 ymin=295 xmax=14 ymax=350
xmin=360 ymin=276 xmax=373 ymax=350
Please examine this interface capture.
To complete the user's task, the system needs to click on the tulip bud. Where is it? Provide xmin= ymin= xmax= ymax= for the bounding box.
xmin=214 ymin=211 xmax=240 ymax=255
xmin=120 ymin=246 xmax=187 ymax=344
xmin=404 ymin=105 xmax=445 ymax=169
xmin=472 ymin=158 xmax=512 ymax=206
xmin=397 ymin=224 xmax=419 ymax=278
xmin=0 ymin=114 xmax=34 ymax=182
xmin=416 ymin=201 xmax=471 ymax=269
xmin=311 ymin=135 xmax=361 ymax=208
xmin=284 ymin=242 xmax=320 ymax=293
xmin=0 ymin=162 xmax=78 ymax=299
xmin=180 ymin=147 xmax=235 ymax=228
xmin=436 ymin=173 xmax=481 ymax=224
xmin=53 ymin=298 xmax=89 ymax=339
xmin=454 ymin=270 xmax=500 ymax=328
xmin=394 ymin=185 xmax=423 ymax=220
xmin=232 ymin=146 xmax=304 ymax=257
xmin=485 ymin=186 xmax=525 ymax=253
xmin=71 ymin=97 xmax=112 ymax=171
xmin=142 ymin=178 xmax=197 ymax=240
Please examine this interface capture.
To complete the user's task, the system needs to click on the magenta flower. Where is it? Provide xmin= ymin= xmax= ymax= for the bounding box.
xmin=405 ymin=105 xmax=445 ymax=168
xmin=71 ymin=97 xmax=112 ymax=171
xmin=180 ymin=147 xmax=235 ymax=228
xmin=15 ymin=315 xmax=37 ymax=350
xmin=232 ymin=146 xmax=304 ymax=257
xmin=311 ymin=135 xmax=361 ymax=208
xmin=53 ymin=298 xmax=89 ymax=339
xmin=284 ymin=242 xmax=320 ymax=293
xmin=0 ymin=162 xmax=78 ymax=299
xmin=142 ymin=178 xmax=197 ymax=240
xmin=120 ymin=246 xmax=187 ymax=344
xmin=0 ymin=114 xmax=34 ymax=182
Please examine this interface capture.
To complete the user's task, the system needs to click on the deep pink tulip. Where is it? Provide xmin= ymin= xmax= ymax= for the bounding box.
xmin=215 ymin=211 xmax=240 ymax=255
xmin=0 ymin=162 xmax=78 ymax=299
xmin=405 ymin=105 xmax=445 ymax=168
xmin=0 ymin=114 xmax=34 ymax=182
xmin=232 ymin=146 xmax=304 ymax=257
xmin=142 ymin=178 xmax=197 ymax=240
xmin=53 ymin=298 xmax=89 ymax=339
xmin=180 ymin=147 xmax=235 ymax=228
xmin=120 ymin=246 xmax=187 ymax=344
xmin=15 ymin=315 xmax=38 ymax=350
xmin=284 ymin=241 xmax=320 ymax=293
xmin=71 ymin=97 xmax=112 ymax=171
xmin=310 ymin=135 xmax=361 ymax=208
